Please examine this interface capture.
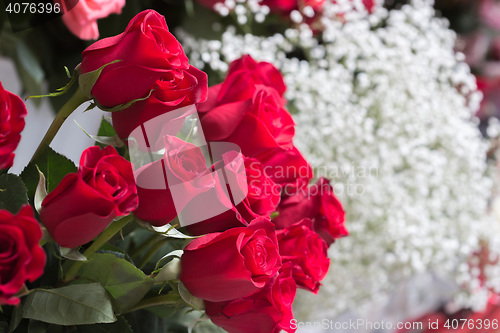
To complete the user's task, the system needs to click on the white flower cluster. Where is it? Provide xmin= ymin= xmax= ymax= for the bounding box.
xmin=178 ymin=0 xmax=500 ymax=318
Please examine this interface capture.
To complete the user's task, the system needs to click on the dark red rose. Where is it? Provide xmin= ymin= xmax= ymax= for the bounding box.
xmin=273 ymin=177 xmax=347 ymax=246
xmin=133 ymin=136 xmax=214 ymax=226
xmin=0 ymin=82 xmax=27 ymax=170
xmin=199 ymin=55 xmax=311 ymax=188
xmin=277 ymin=219 xmax=329 ymax=293
xmin=40 ymin=146 xmax=138 ymax=248
xmin=205 ymin=262 xmax=297 ymax=333
xmin=80 ymin=10 xmax=207 ymax=138
xmin=0 ymin=206 xmax=46 ymax=305
xmin=180 ymin=217 xmax=281 ymax=302
xmin=184 ymin=155 xmax=281 ymax=235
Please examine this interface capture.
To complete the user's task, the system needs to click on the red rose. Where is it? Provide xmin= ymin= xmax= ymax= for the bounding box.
xmin=80 ymin=10 xmax=207 ymax=138
xmin=40 ymin=146 xmax=138 ymax=248
xmin=184 ymin=155 xmax=281 ymax=235
xmin=205 ymin=262 xmax=297 ymax=333
xmin=277 ymin=219 xmax=329 ymax=293
xmin=199 ymin=55 xmax=311 ymax=188
xmin=0 ymin=82 xmax=27 ymax=170
xmin=0 ymin=206 xmax=46 ymax=305
xmin=180 ymin=217 xmax=281 ymax=302
xmin=133 ymin=136 xmax=215 ymax=226
xmin=273 ymin=177 xmax=347 ymax=245
xmin=258 ymin=146 xmax=313 ymax=189
xmin=200 ymin=84 xmax=294 ymax=157
xmin=79 ymin=146 xmax=138 ymax=215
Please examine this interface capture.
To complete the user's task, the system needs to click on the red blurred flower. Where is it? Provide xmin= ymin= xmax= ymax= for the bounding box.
xmin=0 ymin=82 xmax=27 ymax=170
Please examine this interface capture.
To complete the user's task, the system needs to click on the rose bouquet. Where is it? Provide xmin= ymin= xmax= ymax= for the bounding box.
xmin=0 ymin=8 xmax=347 ymax=333
xmin=174 ymin=0 xmax=500 ymax=323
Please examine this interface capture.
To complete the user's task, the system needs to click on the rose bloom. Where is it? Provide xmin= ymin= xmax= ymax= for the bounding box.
xmin=0 ymin=82 xmax=27 ymax=170
xmin=199 ymin=55 xmax=312 ymax=188
xmin=0 ymin=206 xmax=46 ymax=305
xmin=133 ymin=136 xmax=215 ymax=226
xmin=184 ymin=155 xmax=281 ymax=235
xmin=273 ymin=177 xmax=348 ymax=245
xmin=277 ymin=219 xmax=330 ymax=293
xmin=40 ymin=146 xmax=138 ymax=248
xmin=180 ymin=217 xmax=281 ymax=302
xmin=58 ymin=0 xmax=125 ymax=40
xmin=80 ymin=10 xmax=207 ymax=138
xmin=205 ymin=262 xmax=297 ymax=333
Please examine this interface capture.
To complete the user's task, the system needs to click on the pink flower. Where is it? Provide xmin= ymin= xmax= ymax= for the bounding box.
xmin=479 ymin=0 xmax=500 ymax=31
xmin=58 ymin=0 xmax=126 ymax=40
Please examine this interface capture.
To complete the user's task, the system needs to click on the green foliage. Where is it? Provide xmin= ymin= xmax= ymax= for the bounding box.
xmin=0 ymin=174 xmax=29 ymax=214
xmin=21 ymin=146 xmax=77 ymax=203
xmin=76 ymin=316 xmax=133 ymax=333
xmin=74 ymin=254 xmax=154 ymax=313
xmin=22 ymin=283 xmax=116 ymax=326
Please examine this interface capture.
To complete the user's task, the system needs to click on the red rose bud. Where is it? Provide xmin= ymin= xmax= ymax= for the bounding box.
xmin=180 ymin=217 xmax=281 ymax=302
xmin=40 ymin=146 xmax=138 ymax=248
xmin=0 ymin=206 xmax=46 ymax=305
xmin=80 ymin=10 xmax=207 ymax=138
xmin=0 ymin=82 xmax=27 ymax=170
xmin=205 ymin=262 xmax=297 ymax=333
xmin=273 ymin=177 xmax=348 ymax=246
xmin=184 ymin=156 xmax=281 ymax=235
xmin=277 ymin=219 xmax=330 ymax=293
xmin=133 ymin=136 xmax=215 ymax=226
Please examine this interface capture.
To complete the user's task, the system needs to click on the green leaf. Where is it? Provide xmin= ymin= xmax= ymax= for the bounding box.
xmin=59 ymin=247 xmax=87 ymax=262
xmin=33 ymin=166 xmax=47 ymax=214
xmin=79 ymin=60 xmax=121 ymax=99
xmin=95 ymin=87 xmax=156 ymax=113
xmin=20 ymin=146 xmax=77 ymax=203
xmin=76 ymin=316 xmax=133 ymax=333
xmin=22 ymin=283 xmax=116 ymax=326
xmin=74 ymin=120 xmax=124 ymax=148
xmin=154 ymin=250 xmax=183 ymax=273
xmin=26 ymin=68 xmax=77 ymax=100
xmin=137 ymin=220 xmax=196 ymax=239
xmin=75 ymin=254 xmax=153 ymax=312
xmin=0 ymin=174 xmax=29 ymax=214
xmin=8 ymin=304 xmax=23 ymax=333
xmin=97 ymin=117 xmax=117 ymax=138
xmin=178 ymin=283 xmax=204 ymax=311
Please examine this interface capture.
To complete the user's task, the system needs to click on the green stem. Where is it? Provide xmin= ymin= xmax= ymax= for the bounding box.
xmin=30 ymin=87 xmax=89 ymax=163
xmin=123 ymin=293 xmax=181 ymax=314
xmin=63 ymin=214 xmax=134 ymax=283
xmin=138 ymin=238 xmax=169 ymax=270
